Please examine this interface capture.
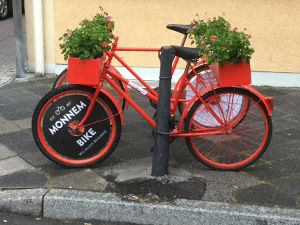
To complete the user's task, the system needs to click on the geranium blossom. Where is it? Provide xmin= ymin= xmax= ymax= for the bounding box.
xmin=59 ymin=6 xmax=115 ymax=60
xmin=210 ymin=35 xmax=216 ymax=41
xmin=188 ymin=17 xmax=254 ymax=64
xmin=104 ymin=15 xmax=112 ymax=20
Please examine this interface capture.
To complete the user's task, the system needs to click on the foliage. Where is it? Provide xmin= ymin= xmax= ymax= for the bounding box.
xmin=59 ymin=6 xmax=114 ymax=60
xmin=189 ymin=17 xmax=254 ymax=65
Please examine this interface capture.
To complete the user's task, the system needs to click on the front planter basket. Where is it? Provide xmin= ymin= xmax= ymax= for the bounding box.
xmin=67 ymin=55 xmax=106 ymax=86
xmin=209 ymin=61 xmax=251 ymax=87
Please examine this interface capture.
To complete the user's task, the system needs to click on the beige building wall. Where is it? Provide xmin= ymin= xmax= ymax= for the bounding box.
xmin=26 ymin=0 xmax=300 ymax=73
xmin=24 ymin=0 xmax=55 ymax=70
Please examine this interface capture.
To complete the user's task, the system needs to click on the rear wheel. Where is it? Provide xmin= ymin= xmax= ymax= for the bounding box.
xmin=178 ymin=66 xmax=250 ymax=128
xmin=32 ymin=85 xmax=121 ymax=167
xmin=178 ymin=65 xmax=216 ymax=114
xmin=52 ymin=69 xmax=68 ymax=89
xmin=184 ymin=87 xmax=272 ymax=170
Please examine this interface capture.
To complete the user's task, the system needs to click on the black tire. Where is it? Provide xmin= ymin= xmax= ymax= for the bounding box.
xmin=0 ymin=0 xmax=9 ymax=20
xmin=184 ymin=87 xmax=272 ymax=171
xmin=32 ymin=85 xmax=122 ymax=167
xmin=52 ymin=69 xmax=126 ymax=111
xmin=52 ymin=69 xmax=68 ymax=89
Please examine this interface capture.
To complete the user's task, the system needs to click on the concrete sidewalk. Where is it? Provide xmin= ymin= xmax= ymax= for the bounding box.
xmin=0 ymin=77 xmax=299 ymax=224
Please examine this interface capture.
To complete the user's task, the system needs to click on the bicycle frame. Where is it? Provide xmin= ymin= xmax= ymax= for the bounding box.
xmin=76 ymin=35 xmax=228 ymax=138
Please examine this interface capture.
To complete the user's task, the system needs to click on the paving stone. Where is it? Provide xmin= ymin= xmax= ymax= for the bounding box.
xmin=0 ymin=106 xmax=33 ymax=121
xmin=46 ymin=168 xmax=108 ymax=191
xmin=0 ymin=143 xmax=16 ymax=160
xmin=245 ymin=147 xmax=300 ymax=181
xmin=0 ymin=128 xmax=51 ymax=167
xmin=255 ymin=86 xmax=288 ymax=97
xmin=39 ymin=163 xmax=78 ymax=177
xmin=0 ymin=121 xmax=21 ymax=134
xmin=12 ymin=117 xmax=32 ymax=129
xmin=16 ymin=148 xmax=50 ymax=168
xmin=0 ymin=156 xmax=33 ymax=177
xmin=0 ymin=88 xmax=31 ymax=102
xmin=275 ymin=175 xmax=300 ymax=196
xmin=23 ymin=79 xmax=54 ymax=93
xmin=234 ymin=183 xmax=298 ymax=208
xmin=0 ymin=129 xmax=37 ymax=155
xmin=0 ymin=94 xmax=13 ymax=106
xmin=0 ymin=169 xmax=48 ymax=188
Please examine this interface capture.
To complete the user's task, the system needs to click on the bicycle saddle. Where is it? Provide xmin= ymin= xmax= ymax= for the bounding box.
xmin=172 ymin=46 xmax=200 ymax=60
xmin=167 ymin=24 xmax=195 ymax=35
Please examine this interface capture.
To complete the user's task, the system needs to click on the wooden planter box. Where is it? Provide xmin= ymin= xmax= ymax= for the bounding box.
xmin=67 ymin=56 xmax=105 ymax=86
xmin=209 ymin=61 xmax=251 ymax=87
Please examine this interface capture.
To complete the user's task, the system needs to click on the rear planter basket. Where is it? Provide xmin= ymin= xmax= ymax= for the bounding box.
xmin=67 ymin=55 xmax=106 ymax=86
xmin=209 ymin=61 xmax=251 ymax=87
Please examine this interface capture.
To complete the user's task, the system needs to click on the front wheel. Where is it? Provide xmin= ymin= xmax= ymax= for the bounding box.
xmin=184 ymin=87 xmax=272 ymax=171
xmin=52 ymin=69 xmax=126 ymax=111
xmin=32 ymin=85 xmax=122 ymax=167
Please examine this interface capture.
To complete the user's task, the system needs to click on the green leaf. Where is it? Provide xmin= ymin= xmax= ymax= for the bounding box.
xmin=189 ymin=16 xmax=254 ymax=64
xmin=58 ymin=7 xmax=115 ymax=60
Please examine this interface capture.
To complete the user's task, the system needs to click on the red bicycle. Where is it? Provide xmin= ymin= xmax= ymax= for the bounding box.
xmin=32 ymin=26 xmax=273 ymax=171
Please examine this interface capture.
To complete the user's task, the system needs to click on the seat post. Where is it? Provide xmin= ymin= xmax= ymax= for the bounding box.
xmin=180 ymin=34 xmax=188 ymax=47
xmin=185 ymin=60 xmax=191 ymax=71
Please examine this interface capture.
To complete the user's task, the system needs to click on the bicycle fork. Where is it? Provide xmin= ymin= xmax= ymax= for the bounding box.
xmin=67 ymin=72 xmax=107 ymax=134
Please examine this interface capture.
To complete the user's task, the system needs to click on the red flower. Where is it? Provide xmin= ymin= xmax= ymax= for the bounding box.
xmin=108 ymin=23 xmax=112 ymax=28
xmin=104 ymin=15 xmax=112 ymax=20
xmin=210 ymin=35 xmax=216 ymax=41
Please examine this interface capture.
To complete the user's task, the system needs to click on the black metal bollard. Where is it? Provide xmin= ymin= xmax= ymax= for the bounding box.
xmin=151 ymin=46 xmax=175 ymax=177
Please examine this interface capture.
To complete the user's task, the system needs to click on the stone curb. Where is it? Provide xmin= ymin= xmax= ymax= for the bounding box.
xmin=43 ymin=189 xmax=300 ymax=225
xmin=0 ymin=188 xmax=300 ymax=224
xmin=0 ymin=188 xmax=47 ymax=216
